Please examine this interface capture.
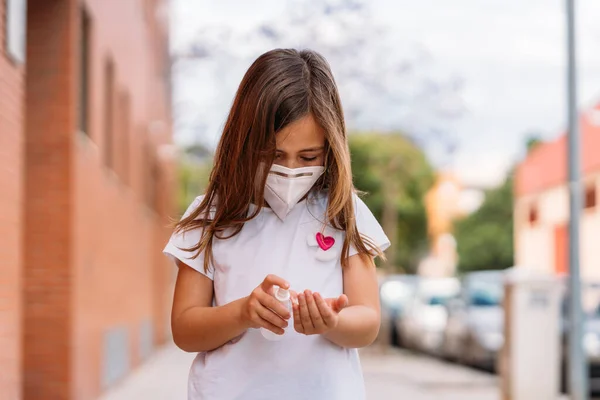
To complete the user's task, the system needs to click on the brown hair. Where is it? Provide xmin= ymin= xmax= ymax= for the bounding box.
xmin=175 ymin=48 xmax=385 ymax=272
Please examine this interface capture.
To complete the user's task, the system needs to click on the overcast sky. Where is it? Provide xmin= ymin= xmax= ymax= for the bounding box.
xmin=170 ymin=0 xmax=600 ymax=187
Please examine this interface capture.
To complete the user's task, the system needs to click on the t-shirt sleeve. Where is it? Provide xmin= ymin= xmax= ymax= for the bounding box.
xmin=163 ymin=195 xmax=215 ymax=280
xmin=349 ymin=193 xmax=391 ymax=257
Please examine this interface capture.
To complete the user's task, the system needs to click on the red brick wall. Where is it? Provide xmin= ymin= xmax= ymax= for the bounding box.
xmin=22 ymin=0 xmax=77 ymax=398
xmin=19 ymin=0 xmax=175 ymax=399
xmin=72 ymin=146 xmax=159 ymax=399
xmin=0 ymin=0 xmax=24 ymax=398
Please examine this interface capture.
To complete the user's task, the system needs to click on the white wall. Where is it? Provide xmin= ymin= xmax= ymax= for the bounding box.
xmin=515 ymin=223 xmax=553 ymax=274
xmin=515 ymin=174 xmax=600 ymax=280
xmin=581 ymin=210 xmax=600 ymax=281
xmin=515 ymin=186 xmax=568 ymax=274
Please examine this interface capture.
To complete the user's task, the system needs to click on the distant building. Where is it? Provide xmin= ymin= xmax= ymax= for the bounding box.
xmin=421 ymin=173 xmax=462 ymax=277
xmin=0 ymin=1 xmax=175 ymax=398
xmin=420 ymin=172 xmax=486 ymax=277
xmin=425 ymin=173 xmax=463 ymax=236
xmin=514 ymin=103 xmax=600 ymax=279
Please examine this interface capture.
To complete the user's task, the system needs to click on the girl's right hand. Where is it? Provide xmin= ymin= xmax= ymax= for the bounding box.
xmin=240 ymin=274 xmax=291 ymax=335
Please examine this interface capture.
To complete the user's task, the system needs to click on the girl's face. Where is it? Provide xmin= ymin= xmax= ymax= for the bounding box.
xmin=274 ymin=114 xmax=326 ymax=169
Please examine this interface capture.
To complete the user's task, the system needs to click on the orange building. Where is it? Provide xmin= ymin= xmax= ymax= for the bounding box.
xmin=0 ymin=1 xmax=175 ymax=399
xmin=425 ymin=173 xmax=464 ymax=238
xmin=515 ymin=103 xmax=600 ymax=279
xmin=421 ymin=173 xmax=463 ymax=277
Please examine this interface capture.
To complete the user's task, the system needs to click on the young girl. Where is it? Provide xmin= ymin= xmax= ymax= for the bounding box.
xmin=164 ymin=48 xmax=390 ymax=400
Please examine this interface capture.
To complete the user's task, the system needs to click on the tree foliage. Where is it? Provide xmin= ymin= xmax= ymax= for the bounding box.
xmin=177 ymin=145 xmax=213 ymax=215
xmin=349 ymin=132 xmax=434 ymax=273
xmin=454 ymin=173 xmax=514 ymax=273
xmin=525 ymin=134 xmax=544 ymax=154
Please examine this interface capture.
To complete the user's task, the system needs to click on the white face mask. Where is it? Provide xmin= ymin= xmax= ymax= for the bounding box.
xmin=263 ymin=164 xmax=325 ymax=220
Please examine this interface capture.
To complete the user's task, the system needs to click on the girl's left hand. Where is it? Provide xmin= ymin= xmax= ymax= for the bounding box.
xmin=291 ymin=290 xmax=348 ymax=335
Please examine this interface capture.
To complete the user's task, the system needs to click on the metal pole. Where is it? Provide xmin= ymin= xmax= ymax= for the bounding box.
xmin=565 ymin=0 xmax=587 ymax=399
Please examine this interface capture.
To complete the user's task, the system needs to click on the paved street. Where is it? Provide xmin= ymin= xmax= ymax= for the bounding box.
xmin=99 ymin=343 xmax=499 ymax=400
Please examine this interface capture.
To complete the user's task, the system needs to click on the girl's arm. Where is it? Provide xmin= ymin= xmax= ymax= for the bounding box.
xmin=171 ymin=261 xmax=291 ymax=353
xmin=171 ymin=261 xmax=246 ymax=352
xmin=322 ymin=254 xmax=381 ymax=348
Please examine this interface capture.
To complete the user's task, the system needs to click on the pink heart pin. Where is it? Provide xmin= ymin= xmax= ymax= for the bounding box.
xmin=316 ymin=232 xmax=335 ymax=251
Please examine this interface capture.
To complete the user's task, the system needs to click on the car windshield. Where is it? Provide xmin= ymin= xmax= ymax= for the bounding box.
xmin=419 ymin=279 xmax=460 ymax=306
xmin=427 ymin=294 xmax=454 ymax=306
xmin=467 ymin=280 xmax=503 ymax=307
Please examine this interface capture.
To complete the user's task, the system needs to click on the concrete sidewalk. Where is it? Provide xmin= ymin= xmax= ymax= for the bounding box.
xmin=98 ymin=343 xmax=501 ymax=400
xmin=361 ymin=346 xmax=497 ymax=400
xmin=98 ymin=344 xmax=195 ymax=400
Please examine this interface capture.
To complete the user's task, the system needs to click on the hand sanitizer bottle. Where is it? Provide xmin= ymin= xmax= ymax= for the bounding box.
xmin=261 ymin=287 xmax=292 ymax=341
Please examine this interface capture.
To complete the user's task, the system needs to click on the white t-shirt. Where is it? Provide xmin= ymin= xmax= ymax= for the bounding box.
xmin=163 ymin=191 xmax=390 ymax=400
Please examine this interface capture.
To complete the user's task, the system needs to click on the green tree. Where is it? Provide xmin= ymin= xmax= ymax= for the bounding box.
xmin=454 ymin=173 xmax=514 ymax=273
xmin=349 ymin=132 xmax=435 ymax=273
xmin=525 ymin=134 xmax=544 ymax=154
xmin=177 ymin=145 xmax=213 ymax=215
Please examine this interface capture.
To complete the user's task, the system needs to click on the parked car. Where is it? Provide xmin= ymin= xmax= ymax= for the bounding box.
xmin=378 ymin=275 xmax=419 ymax=347
xmin=560 ymin=281 xmax=600 ymax=393
xmin=398 ymin=277 xmax=460 ymax=354
xmin=441 ymin=270 xmax=505 ymax=370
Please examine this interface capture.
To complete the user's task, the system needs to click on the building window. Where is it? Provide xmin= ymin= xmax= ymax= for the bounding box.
xmin=5 ymin=0 xmax=27 ymax=64
xmin=585 ymin=184 xmax=597 ymax=210
xmin=118 ymin=91 xmax=131 ymax=183
xmin=78 ymin=7 xmax=91 ymax=135
xmin=528 ymin=204 xmax=538 ymax=225
xmin=104 ymin=58 xmax=115 ymax=169
xmin=150 ymin=162 xmax=160 ymax=212
xmin=144 ymin=139 xmax=157 ymax=210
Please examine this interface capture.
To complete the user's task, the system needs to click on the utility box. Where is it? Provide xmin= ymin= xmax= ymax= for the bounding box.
xmin=499 ymin=270 xmax=562 ymax=400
